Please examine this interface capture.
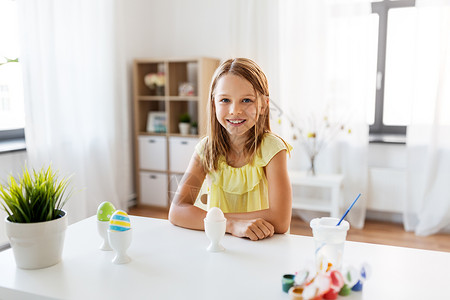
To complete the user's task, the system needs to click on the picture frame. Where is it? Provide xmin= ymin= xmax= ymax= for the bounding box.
xmin=146 ymin=112 xmax=167 ymax=133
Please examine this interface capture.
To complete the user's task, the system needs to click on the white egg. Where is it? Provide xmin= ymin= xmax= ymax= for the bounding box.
xmin=206 ymin=207 xmax=225 ymax=222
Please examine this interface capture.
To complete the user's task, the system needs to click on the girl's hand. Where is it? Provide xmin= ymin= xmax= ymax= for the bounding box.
xmin=227 ymin=218 xmax=275 ymax=241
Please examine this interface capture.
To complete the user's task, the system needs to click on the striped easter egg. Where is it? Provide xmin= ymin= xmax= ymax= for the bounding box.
xmin=109 ymin=210 xmax=131 ymax=232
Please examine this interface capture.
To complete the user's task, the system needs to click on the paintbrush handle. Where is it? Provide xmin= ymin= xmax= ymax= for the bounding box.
xmin=337 ymin=193 xmax=361 ymax=226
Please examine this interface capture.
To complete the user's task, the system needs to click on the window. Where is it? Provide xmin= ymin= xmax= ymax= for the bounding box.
xmin=0 ymin=0 xmax=25 ymax=142
xmin=369 ymin=0 xmax=416 ymax=139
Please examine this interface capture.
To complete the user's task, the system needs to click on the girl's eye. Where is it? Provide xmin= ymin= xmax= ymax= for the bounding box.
xmin=242 ymin=98 xmax=253 ymax=103
xmin=220 ymin=98 xmax=230 ymax=103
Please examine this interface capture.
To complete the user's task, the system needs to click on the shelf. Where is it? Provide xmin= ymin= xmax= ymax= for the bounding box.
xmin=138 ymin=96 xmax=166 ymax=101
xmin=169 ymin=101 xmax=198 ymax=134
xmin=168 ymin=133 xmax=199 ymax=138
xmin=138 ymin=132 xmax=200 ymax=138
xmin=136 ymin=101 xmax=166 ymax=133
xmin=168 ymin=61 xmax=198 ymax=96
xmin=168 ymin=96 xmax=198 ymax=101
xmin=138 ymin=132 xmax=167 ymax=136
xmin=132 ymin=57 xmax=220 ymax=207
xmin=139 ymin=168 xmax=169 ymax=174
xmin=135 ymin=62 xmax=166 ymax=96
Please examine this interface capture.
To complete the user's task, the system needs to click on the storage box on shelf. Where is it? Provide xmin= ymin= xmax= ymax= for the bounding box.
xmin=133 ymin=57 xmax=220 ymax=208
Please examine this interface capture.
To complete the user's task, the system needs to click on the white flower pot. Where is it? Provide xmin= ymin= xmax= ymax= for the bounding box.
xmin=178 ymin=122 xmax=191 ymax=135
xmin=5 ymin=210 xmax=68 ymax=269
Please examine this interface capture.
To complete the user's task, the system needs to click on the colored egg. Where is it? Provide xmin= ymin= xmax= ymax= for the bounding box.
xmin=109 ymin=210 xmax=131 ymax=231
xmin=97 ymin=201 xmax=116 ymax=221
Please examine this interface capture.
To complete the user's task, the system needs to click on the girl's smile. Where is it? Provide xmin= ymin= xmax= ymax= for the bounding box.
xmin=227 ymin=118 xmax=246 ymax=126
xmin=214 ymin=74 xmax=259 ymax=137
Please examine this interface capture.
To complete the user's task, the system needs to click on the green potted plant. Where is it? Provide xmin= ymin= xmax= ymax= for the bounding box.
xmin=178 ymin=112 xmax=191 ymax=135
xmin=190 ymin=121 xmax=198 ymax=135
xmin=0 ymin=165 xmax=73 ymax=269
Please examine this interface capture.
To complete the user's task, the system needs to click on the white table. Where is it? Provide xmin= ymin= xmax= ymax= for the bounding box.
xmin=0 ymin=216 xmax=449 ymax=299
xmin=289 ymin=171 xmax=344 ymax=218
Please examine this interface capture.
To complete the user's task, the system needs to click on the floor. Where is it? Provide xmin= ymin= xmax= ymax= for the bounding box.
xmin=127 ymin=205 xmax=450 ymax=253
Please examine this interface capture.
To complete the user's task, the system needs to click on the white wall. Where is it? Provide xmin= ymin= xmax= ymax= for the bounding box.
xmin=121 ymin=0 xmax=234 ymax=62
xmin=0 ymin=151 xmax=28 ymax=244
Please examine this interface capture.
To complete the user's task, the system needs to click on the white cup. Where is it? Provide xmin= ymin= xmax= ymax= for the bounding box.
xmin=97 ymin=220 xmax=112 ymax=251
xmin=204 ymin=219 xmax=226 ymax=252
xmin=108 ymin=229 xmax=132 ymax=264
xmin=310 ymin=217 xmax=350 ymax=272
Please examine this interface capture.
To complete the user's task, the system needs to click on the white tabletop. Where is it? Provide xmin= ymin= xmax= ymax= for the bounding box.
xmin=0 ymin=216 xmax=449 ymax=300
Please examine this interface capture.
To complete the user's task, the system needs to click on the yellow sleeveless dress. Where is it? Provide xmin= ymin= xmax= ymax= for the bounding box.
xmin=194 ymin=133 xmax=292 ymax=213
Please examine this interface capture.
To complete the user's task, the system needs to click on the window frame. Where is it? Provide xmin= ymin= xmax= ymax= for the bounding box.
xmin=0 ymin=0 xmax=25 ymax=146
xmin=369 ymin=0 xmax=416 ymax=137
xmin=0 ymin=128 xmax=25 ymax=141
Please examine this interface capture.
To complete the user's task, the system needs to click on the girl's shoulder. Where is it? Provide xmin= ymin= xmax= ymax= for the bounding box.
xmin=256 ymin=132 xmax=292 ymax=166
xmin=195 ymin=136 xmax=208 ymax=159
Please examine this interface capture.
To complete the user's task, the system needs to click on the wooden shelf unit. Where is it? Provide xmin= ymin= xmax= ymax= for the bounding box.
xmin=132 ymin=57 xmax=220 ymax=208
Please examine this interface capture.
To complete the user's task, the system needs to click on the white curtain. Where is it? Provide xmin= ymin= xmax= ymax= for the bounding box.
xmin=405 ymin=0 xmax=450 ymax=235
xmin=229 ymin=0 xmax=281 ymax=111
xmin=17 ymin=0 xmax=132 ymax=224
xmin=279 ymin=0 xmax=372 ymax=228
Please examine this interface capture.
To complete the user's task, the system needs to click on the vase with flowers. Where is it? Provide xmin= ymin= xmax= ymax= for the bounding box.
xmin=270 ymin=101 xmax=350 ymax=176
xmin=144 ymin=72 xmax=165 ymax=96
xmin=296 ymin=115 xmax=350 ymax=176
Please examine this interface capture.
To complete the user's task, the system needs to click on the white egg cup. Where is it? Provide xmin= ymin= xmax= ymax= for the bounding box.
xmin=108 ymin=228 xmax=132 ymax=264
xmin=97 ymin=220 xmax=113 ymax=251
xmin=204 ymin=218 xmax=226 ymax=252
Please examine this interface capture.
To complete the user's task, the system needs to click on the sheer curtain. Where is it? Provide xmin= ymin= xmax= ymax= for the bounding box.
xmin=405 ymin=0 xmax=450 ymax=235
xmin=229 ymin=0 xmax=280 ymax=109
xmin=17 ymin=0 xmax=132 ymax=223
xmin=279 ymin=0 xmax=372 ymax=228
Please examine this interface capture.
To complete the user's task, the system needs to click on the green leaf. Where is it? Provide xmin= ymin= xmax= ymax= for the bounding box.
xmin=0 ymin=164 xmax=73 ymax=223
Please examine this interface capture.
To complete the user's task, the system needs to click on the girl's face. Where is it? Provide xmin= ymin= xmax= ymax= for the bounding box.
xmin=213 ymin=74 xmax=261 ymax=138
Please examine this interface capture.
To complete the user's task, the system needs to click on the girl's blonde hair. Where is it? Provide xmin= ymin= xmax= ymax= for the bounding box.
xmin=203 ymin=58 xmax=271 ymax=172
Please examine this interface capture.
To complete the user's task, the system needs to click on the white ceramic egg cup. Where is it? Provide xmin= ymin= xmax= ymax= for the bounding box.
xmin=97 ymin=220 xmax=112 ymax=251
xmin=108 ymin=228 xmax=132 ymax=264
xmin=204 ymin=218 xmax=226 ymax=252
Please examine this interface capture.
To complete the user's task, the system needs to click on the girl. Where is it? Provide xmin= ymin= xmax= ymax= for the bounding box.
xmin=168 ymin=58 xmax=292 ymax=241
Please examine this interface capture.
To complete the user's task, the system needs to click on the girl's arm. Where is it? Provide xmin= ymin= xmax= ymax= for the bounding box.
xmin=169 ymin=149 xmax=292 ymax=240
xmin=168 ymin=152 xmax=207 ymax=230
xmin=225 ymin=149 xmax=292 ymax=236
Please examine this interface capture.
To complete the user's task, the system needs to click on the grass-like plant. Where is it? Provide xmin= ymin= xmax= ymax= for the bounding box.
xmin=0 ymin=165 xmax=73 ymax=223
xmin=179 ymin=113 xmax=191 ymax=123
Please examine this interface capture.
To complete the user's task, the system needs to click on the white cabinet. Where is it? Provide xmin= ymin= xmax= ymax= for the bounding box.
xmin=139 ymin=171 xmax=168 ymax=207
xmin=169 ymin=173 xmax=184 ymax=204
xmin=169 ymin=137 xmax=198 ymax=173
xmin=138 ymin=136 xmax=167 ymax=171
